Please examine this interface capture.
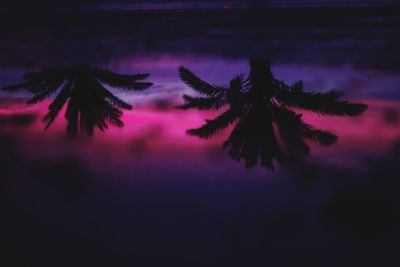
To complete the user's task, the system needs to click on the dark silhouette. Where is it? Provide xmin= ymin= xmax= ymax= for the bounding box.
xmin=2 ymin=65 xmax=153 ymax=137
xmin=178 ymin=58 xmax=368 ymax=169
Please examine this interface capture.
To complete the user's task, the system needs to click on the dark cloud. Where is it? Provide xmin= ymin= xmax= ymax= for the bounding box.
xmin=0 ymin=131 xmax=93 ymax=201
xmin=383 ymin=107 xmax=399 ymax=125
xmin=0 ymin=113 xmax=37 ymax=128
xmin=151 ymin=98 xmax=175 ymax=111
xmin=0 ymin=98 xmax=30 ymax=108
xmin=0 ymin=7 xmax=399 ymax=72
xmin=130 ymin=124 xmax=165 ymax=157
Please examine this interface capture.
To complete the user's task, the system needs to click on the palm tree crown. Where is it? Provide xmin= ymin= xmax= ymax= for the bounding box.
xmin=2 ymin=65 xmax=153 ymax=138
xmin=178 ymin=59 xmax=368 ymax=170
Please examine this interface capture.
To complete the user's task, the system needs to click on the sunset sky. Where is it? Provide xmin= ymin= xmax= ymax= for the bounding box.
xmin=1 ymin=1 xmax=400 ymax=266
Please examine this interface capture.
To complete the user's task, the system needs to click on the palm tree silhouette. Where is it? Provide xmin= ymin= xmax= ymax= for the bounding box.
xmin=178 ymin=58 xmax=368 ymax=169
xmin=2 ymin=65 xmax=153 ymax=138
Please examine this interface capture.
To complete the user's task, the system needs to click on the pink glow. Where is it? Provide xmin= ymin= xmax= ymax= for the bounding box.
xmin=1 ymin=98 xmax=399 ymax=156
xmin=1 ymin=95 xmax=398 ymax=179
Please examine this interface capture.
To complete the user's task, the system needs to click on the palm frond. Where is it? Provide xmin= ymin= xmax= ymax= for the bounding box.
xmin=95 ymin=83 xmax=133 ymax=110
xmin=279 ymin=129 xmax=311 ymax=156
xmin=2 ymin=65 xmax=149 ymax=138
xmin=2 ymin=83 xmax=29 ymax=91
xmin=43 ymin=81 xmax=72 ymax=129
xmin=23 ymin=68 xmax=66 ymax=82
xmin=79 ymin=108 xmax=95 ymax=137
xmin=65 ymin=98 xmax=79 ymax=138
xmin=248 ymin=58 xmax=274 ymax=89
xmin=94 ymin=68 xmax=152 ymax=90
xmin=223 ymin=123 xmax=260 ymax=168
xmin=302 ymin=124 xmax=338 ymax=146
xmin=179 ymin=66 xmax=225 ymax=97
xmin=187 ymin=108 xmax=239 ymax=139
xmin=291 ymin=80 xmax=304 ymax=92
xmin=104 ymin=106 xmax=124 ymax=128
xmin=249 ymin=58 xmax=272 ymax=77
xmin=229 ymin=75 xmax=245 ymax=90
xmin=27 ymin=90 xmax=53 ymax=104
xmin=94 ymin=68 xmax=150 ymax=81
xmin=226 ymin=75 xmax=246 ymax=106
xmin=223 ymin=109 xmax=283 ymax=169
xmin=177 ymin=95 xmax=225 ymax=110
xmin=107 ymin=81 xmax=152 ymax=91
xmin=274 ymin=107 xmax=338 ymax=153
xmin=274 ymin=108 xmax=310 ymax=155
xmin=178 ymin=59 xmax=368 ymax=170
xmin=27 ymin=79 xmax=64 ymax=104
xmin=277 ymin=88 xmax=368 ymax=116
